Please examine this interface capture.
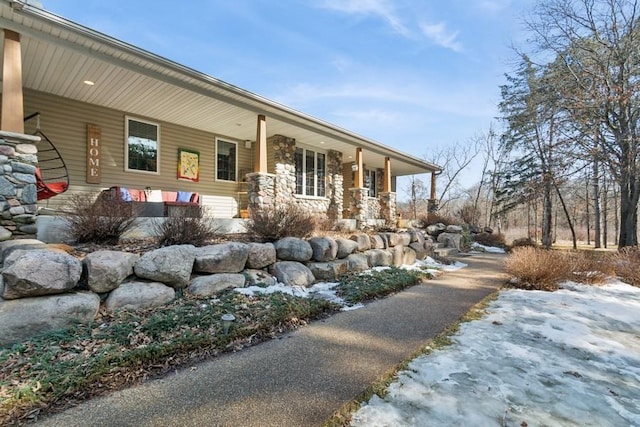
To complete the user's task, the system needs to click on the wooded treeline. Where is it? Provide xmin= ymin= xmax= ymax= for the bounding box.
xmin=401 ymin=0 xmax=640 ymax=250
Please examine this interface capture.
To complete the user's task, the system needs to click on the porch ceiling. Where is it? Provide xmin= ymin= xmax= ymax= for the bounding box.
xmin=0 ymin=2 xmax=439 ymax=176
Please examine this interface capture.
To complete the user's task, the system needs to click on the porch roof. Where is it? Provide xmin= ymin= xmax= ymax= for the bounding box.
xmin=0 ymin=1 xmax=440 ymax=176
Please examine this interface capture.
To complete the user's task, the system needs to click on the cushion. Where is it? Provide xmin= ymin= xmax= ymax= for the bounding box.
xmin=147 ymin=189 xmax=163 ymax=202
xmin=176 ymin=191 xmax=193 ymax=203
xmin=119 ymin=187 xmax=132 ymax=202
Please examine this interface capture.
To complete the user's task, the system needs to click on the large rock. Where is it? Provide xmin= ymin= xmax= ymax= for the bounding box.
xmin=349 ymin=233 xmax=371 ymax=251
xmin=364 ymin=249 xmax=392 ymax=267
xmin=104 ymin=281 xmax=175 ymax=312
xmin=0 ymin=238 xmax=44 ymax=263
xmin=369 ymin=234 xmax=386 ymax=249
xmin=274 ymin=237 xmax=313 ymax=261
xmin=437 ymin=232 xmax=463 ymax=251
xmin=409 ymin=242 xmax=428 ymax=260
xmin=346 ymin=253 xmax=369 ymax=272
xmin=426 ymin=223 xmax=446 ymax=237
xmin=306 ymin=260 xmax=349 ymax=281
xmin=335 ymin=238 xmax=359 ymax=259
xmin=270 ymin=261 xmax=315 ymax=286
xmin=0 ymin=291 xmax=100 ymax=346
xmin=2 ymin=249 xmax=82 ymax=299
xmin=446 ymin=224 xmax=464 ymax=233
xmin=187 ymin=273 xmax=246 ymax=297
xmin=134 ymin=245 xmax=196 ymax=289
xmin=84 ymin=250 xmax=140 ymax=293
xmin=398 ymin=232 xmax=412 ymax=246
xmin=244 ymin=269 xmax=277 ymax=287
xmin=391 ymin=245 xmax=416 ymax=267
xmin=195 ymin=242 xmax=249 ymax=273
xmin=246 ymin=242 xmax=276 ymax=269
xmin=308 ymin=236 xmax=338 ymax=262
xmin=380 ymin=232 xmax=401 ymax=248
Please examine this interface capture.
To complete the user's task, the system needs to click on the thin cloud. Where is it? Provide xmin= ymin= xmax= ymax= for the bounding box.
xmin=419 ymin=21 xmax=463 ymax=52
xmin=317 ymin=0 xmax=411 ymax=37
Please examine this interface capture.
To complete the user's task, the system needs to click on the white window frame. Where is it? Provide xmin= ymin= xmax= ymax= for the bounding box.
xmin=124 ymin=116 xmax=160 ymax=175
xmin=215 ymin=137 xmax=238 ymax=182
xmin=294 ymin=146 xmax=327 ymax=198
xmin=365 ymin=168 xmax=377 ymax=198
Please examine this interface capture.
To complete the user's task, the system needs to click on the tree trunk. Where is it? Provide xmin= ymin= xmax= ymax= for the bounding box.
xmin=602 ymin=173 xmax=608 ymax=249
xmin=541 ymin=176 xmax=553 ymax=248
xmin=585 ymin=174 xmax=591 ymax=245
xmin=593 ymin=160 xmax=601 ymax=248
xmin=554 ymin=181 xmax=577 ymax=249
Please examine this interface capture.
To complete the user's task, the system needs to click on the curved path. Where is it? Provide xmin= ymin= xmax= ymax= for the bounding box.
xmin=37 ymin=253 xmax=506 ymax=427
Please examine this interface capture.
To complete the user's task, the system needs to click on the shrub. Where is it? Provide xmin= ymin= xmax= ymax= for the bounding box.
xmin=568 ymin=251 xmax=614 ymax=285
xmin=246 ymin=204 xmax=317 ymax=241
xmin=415 ymin=212 xmax=458 ymax=228
xmin=504 ymin=247 xmax=572 ymax=291
xmin=152 ymin=206 xmax=219 ymax=247
xmin=473 ymin=232 xmax=506 ymax=248
xmin=614 ymin=247 xmax=640 ymax=287
xmin=62 ymin=192 xmax=140 ymax=244
xmin=508 ymin=237 xmax=538 ymax=252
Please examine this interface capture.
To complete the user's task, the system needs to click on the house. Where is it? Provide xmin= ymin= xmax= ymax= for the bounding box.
xmin=0 ymin=1 xmax=440 ymax=239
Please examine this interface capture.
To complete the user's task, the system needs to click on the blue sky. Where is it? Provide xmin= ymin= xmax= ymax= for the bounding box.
xmin=42 ymin=0 xmax=534 ymax=198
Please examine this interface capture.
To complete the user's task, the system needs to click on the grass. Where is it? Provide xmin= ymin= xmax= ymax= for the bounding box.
xmin=0 ymin=268 xmax=427 ymax=425
xmin=323 ymin=291 xmax=500 ymax=427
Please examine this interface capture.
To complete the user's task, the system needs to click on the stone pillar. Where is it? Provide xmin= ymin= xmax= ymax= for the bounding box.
xmin=349 ymin=187 xmax=368 ymax=229
xmin=0 ymin=131 xmax=40 ymax=240
xmin=246 ymin=172 xmax=276 ymax=214
xmin=327 ymin=150 xmax=343 ymax=222
xmin=379 ymin=192 xmax=397 ymax=223
xmin=270 ymin=135 xmax=296 ymax=206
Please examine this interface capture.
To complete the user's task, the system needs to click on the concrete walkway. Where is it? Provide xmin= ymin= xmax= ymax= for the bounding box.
xmin=37 ymin=253 xmax=506 ymax=427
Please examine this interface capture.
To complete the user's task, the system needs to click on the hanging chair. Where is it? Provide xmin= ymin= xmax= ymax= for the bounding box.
xmin=24 ymin=112 xmax=70 ymax=200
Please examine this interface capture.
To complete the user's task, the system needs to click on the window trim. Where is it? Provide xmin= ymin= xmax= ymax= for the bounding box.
xmin=295 ymin=146 xmax=327 ymax=198
xmin=124 ymin=116 xmax=160 ymax=175
xmin=215 ymin=137 xmax=238 ymax=183
xmin=365 ymin=168 xmax=377 ymax=198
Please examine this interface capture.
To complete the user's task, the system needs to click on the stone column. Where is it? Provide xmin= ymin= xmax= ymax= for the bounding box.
xmin=349 ymin=188 xmax=369 ymax=229
xmin=0 ymin=131 xmax=40 ymax=240
xmin=379 ymin=191 xmax=397 ymax=224
xmin=270 ymin=135 xmax=296 ymax=206
xmin=327 ymin=150 xmax=343 ymax=222
xmin=246 ymin=172 xmax=276 ymax=214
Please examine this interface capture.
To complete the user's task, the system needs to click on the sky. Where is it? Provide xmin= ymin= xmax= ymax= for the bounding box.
xmin=351 ymin=279 xmax=640 ymax=426
xmin=41 ymin=0 xmax=535 ymax=198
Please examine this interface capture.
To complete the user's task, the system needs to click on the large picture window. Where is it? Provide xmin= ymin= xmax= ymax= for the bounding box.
xmin=295 ymin=147 xmax=326 ymax=197
xmin=216 ymin=138 xmax=237 ymax=181
xmin=365 ymin=168 xmax=377 ymax=197
xmin=125 ymin=117 xmax=159 ymax=173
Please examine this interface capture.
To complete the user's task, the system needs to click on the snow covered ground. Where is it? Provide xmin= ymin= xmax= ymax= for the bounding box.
xmin=351 ymin=280 xmax=640 ymax=427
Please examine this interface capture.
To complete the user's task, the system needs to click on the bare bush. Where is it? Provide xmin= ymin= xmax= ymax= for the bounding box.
xmin=152 ymin=206 xmax=219 ymax=247
xmin=568 ymin=251 xmax=614 ymax=285
xmin=415 ymin=212 xmax=458 ymax=228
xmin=473 ymin=232 xmax=506 ymax=248
xmin=63 ymin=192 xmax=140 ymax=244
xmin=246 ymin=204 xmax=317 ymax=241
xmin=505 ymin=247 xmax=572 ymax=291
xmin=507 ymin=237 xmax=538 ymax=252
xmin=614 ymin=247 xmax=640 ymax=287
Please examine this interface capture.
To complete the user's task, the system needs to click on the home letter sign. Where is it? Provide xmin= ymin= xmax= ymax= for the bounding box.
xmin=86 ymin=124 xmax=101 ymax=184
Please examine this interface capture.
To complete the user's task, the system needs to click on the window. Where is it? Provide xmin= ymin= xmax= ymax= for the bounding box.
xmin=125 ymin=117 xmax=159 ymax=173
xmin=295 ymin=147 xmax=326 ymax=197
xmin=216 ymin=138 xmax=237 ymax=181
xmin=365 ymin=168 xmax=377 ymax=197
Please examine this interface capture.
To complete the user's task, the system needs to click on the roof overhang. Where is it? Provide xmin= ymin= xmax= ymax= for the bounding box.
xmin=0 ymin=1 xmax=440 ymax=176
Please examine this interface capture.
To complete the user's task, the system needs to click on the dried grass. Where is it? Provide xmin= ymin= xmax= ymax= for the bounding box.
xmin=614 ymin=247 xmax=640 ymax=287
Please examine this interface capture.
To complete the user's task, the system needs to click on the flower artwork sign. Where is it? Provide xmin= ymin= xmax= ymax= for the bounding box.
xmin=177 ymin=148 xmax=200 ymax=182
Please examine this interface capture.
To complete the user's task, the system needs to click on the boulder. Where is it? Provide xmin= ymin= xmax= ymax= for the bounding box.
xmin=409 ymin=242 xmax=428 ymax=260
xmin=437 ymin=232 xmax=463 ymax=251
xmin=391 ymin=245 xmax=416 ymax=267
xmin=409 ymin=230 xmax=425 ymax=245
xmin=2 ymin=249 xmax=82 ymax=299
xmin=84 ymin=250 xmax=140 ymax=293
xmin=187 ymin=273 xmax=246 ymax=297
xmin=346 ymin=253 xmax=369 ymax=272
xmin=244 ymin=269 xmax=277 ymax=287
xmin=308 ymin=236 xmax=338 ymax=262
xmin=270 ymin=261 xmax=315 ymax=286
xmin=134 ymin=245 xmax=196 ymax=289
xmin=349 ymin=233 xmax=371 ymax=251
xmin=335 ymin=238 xmax=359 ymax=259
xmin=424 ymin=241 xmax=436 ymax=257
xmin=426 ymin=223 xmax=446 ymax=237
xmin=0 ymin=226 xmax=12 ymax=242
xmin=446 ymin=224 xmax=464 ymax=233
xmin=104 ymin=281 xmax=175 ymax=312
xmin=195 ymin=242 xmax=249 ymax=273
xmin=369 ymin=234 xmax=386 ymax=249
xmin=246 ymin=242 xmax=276 ymax=269
xmin=398 ymin=232 xmax=412 ymax=246
xmin=306 ymin=260 xmax=349 ymax=281
xmin=0 ymin=291 xmax=100 ymax=346
xmin=0 ymin=238 xmax=44 ymax=263
xmin=364 ymin=249 xmax=393 ymax=267
xmin=380 ymin=232 xmax=401 ymax=247
xmin=274 ymin=237 xmax=313 ymax=261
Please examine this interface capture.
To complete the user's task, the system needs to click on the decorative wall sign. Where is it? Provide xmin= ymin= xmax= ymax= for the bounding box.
xmin=177 ymin=148 xmax=200 ymax=182
xmin=86 ymin=124 xmax=101 ymax=184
